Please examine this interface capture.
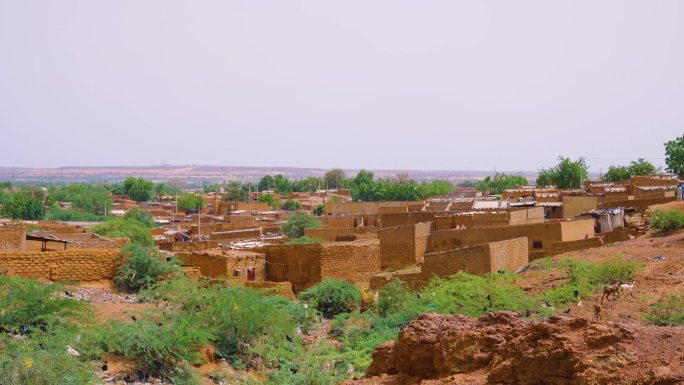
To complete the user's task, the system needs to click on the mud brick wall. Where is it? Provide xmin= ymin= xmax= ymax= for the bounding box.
xmin=177 ymin=250 xmax=265 ymax=280
xmin=265 ymin=243 xmax=322 ymax=292
xmin=598 ymin=196 xmax=675 ymax=212
xmin=27 ymin=222 xmax=85 ymax=234
xmin=487 ymin=237 xmax=529 ymax=272
xmin=547 ymin=237 xmax=603 ymax=256
xmin=244 ymin=281 xmax=295 ymax=299
xmin=422 ymin=237 xmax=529 ymax=277
xmin=369 ymin=268 xmax=425 ymax=291
xmin=0 ymin=226 xmax=26 ymax=251
xmin=0 ymin=249 xmax=120 ymax=281
xmin=381 ymin=212 xmax=437 ymax=228
xmin=209 ymin=228 xmax=261 ymax=241
xmin=322 ymin=216 xmax=355 ymax=228
xmin=158 ymin=241 xmax=219 ymax=252
xmin=414 ymin=222 xmax=433 ymax=264
xmin=304 ymin=227 xmax=379 ymax=241
xmin=379 ymin=225 xmax=416 ymax=269
xmin=319 ymin=239 xmax=381 ymax=289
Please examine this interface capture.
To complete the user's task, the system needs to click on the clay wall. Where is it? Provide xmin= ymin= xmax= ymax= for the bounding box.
xmin=0 ymin=226 xmax=26 ymax=251
xmin=158 ymin=240 xmax=219 ymax=252
xmin=322 ymin=216 xmax=355 ymax=228
xmin=265 ymin=243 xmax=321 ymax=292
xmin=303 ymin=227 xmax=379 ymax=241
xmin=422 ymin=237 xmax=528 ymax=277
xmin=0 ymin=249 xmax=120 ymax=281
xmin=177 ymin=250 xmax=265 ymax=280
xmin=380 ymin=212 xmax=437 ymax=228
xmin=379 ymin=225 xmax=417 ymax=269
xmin=209 ymin=228 xmax=261 ymax=241
xmin=319 ymin=239 xmax=381 ymax=289
xmin=598 ymin=196 xmax=675 ymax=212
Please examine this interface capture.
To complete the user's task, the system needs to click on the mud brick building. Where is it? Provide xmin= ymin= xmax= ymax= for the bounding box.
xmin=0 ymin=249 xmax=120 ymax=281
xmin=265 ymin=239 xmax=381 ymax=292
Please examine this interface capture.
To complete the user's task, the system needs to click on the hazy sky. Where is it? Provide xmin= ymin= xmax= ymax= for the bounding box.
xmin=1 ymin=1 xmax=682 ymax=172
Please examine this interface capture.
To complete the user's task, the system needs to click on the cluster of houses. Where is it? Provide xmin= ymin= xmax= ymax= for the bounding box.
xmin=0 ymin=175 xmax=679 ymax=297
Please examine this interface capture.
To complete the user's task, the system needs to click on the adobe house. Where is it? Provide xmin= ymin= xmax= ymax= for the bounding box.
xmin=370 ymin=237 xmax=529 ymax=291
xmin=0 ymin=225 xmax=26 ymax=251
xmin=428 ymin=219 xmax=596 ymax=257
xmin=176 ymin=249 xmax=265 ymax=281
xmin=379 ymin=222 xmax=433 ymax=269
xmin=264 ymin=239 xmax=381 ymax=292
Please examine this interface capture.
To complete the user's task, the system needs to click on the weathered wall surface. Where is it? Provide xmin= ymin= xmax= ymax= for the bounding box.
xmin=562 ymin=197 xmax=598 ymax=220
xmin=209 ymin=228 xmax=261 ymax=241
xmin=559 ymin=220 xmax=595 ymax=241
xmin=487 ymin=237 xmax=529 ymax=272
xmin=379 ymin=225 xmax=416 ymax=270
xmin=0 ymin=249 xmax=120 ymax=281
xmin=381 ymin=212 xmax=437 ymax=228
xmin=304 ymin=227 xmax=378 ymax=241
xmin=429 ymin=222 xmax=562 ymax=254
xmin=158 ymin=241 xmax=219 ymax=252
xmin=319 ymin=239 xmax=381 ymax=289
xmin=414 ymin=222 xmax=432 ymax=264
xmin=547 ymin=237 xmax=603 ymax=256
xmin=598 ymin=196 xmax=675 ymax=212
xmin=265 ymin=244 xmax=321 ymax=292
xmin=0 ymin=226 xmax=26 ymax=251
xmin=177 ymin=250 xmax=265 ymax=280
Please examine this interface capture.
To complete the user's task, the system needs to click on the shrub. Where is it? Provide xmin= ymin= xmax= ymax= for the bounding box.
xmin=102 ymin=318 xmax=208 ymax=383
xmin=540 ymin=256 xmax=641 ymax=306
xmin=645 ymin=292 xmax=684 ymax=326
xmin=90 ymin=218 xmax=154 ymax=246
xmin=115 ymin=244 xmax=180 ymax=292
xmin=282 ymin=198 xmax=302 ymax=211
xmin=0 ymin=193 xmax=45 ymax=220
xmin=651 ymin=209 xmax=684 ymax=236
xmin=46 ymin=208 xmax=105 ymax=222
xmin=124 ymin=207 xmax=155 ymax=227
xmin=0 ymin=276 xmax=88 ymax=334
xmin=282 ymin=214 xmax=322 ymax=238
xmin=298 ymin=279 xmax=361 ymax=318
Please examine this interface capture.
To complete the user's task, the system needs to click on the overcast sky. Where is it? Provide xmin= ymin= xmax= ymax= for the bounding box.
xmin=1 ymin=1 xmax=682 ymax=172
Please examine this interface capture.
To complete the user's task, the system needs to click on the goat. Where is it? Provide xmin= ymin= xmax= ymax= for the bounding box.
xmin=593 ymin=303 xmax=602 ymax=321
xmin=600 ymin=280 xmax=623 ymax=304
xmin=619 ymin=280 xmax=636 ymax=298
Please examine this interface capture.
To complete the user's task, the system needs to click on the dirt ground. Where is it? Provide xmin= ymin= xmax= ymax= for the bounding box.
xmin=519 ymin=230 xmax=684 ymax=323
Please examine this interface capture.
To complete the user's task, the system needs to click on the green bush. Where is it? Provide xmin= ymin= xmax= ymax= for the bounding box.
xmin=540 ymin=256 xmax=641 ymax=306
xmin=124 ymin=207 xmax=155 ymax=227
xmin=102 ymin=317 xmax=207 ymax=384
xmin=651 ymin=209 xmax=684 ymax=236
xmin=115 ymin=244 xmax=180 ymax=292
xmin=90 ymin=218 xmax=154 ymax=246
xmin=0 ymin=193 xmax=45 ymax=220
xmin=282 ymin=214 xmax=322 ymax=239
xmin=46 ymin=208 xmax=106 ymax=222
xmin=645 ymin=292 xmax=684 ymax=326
xmin=298 ymin=279 xmax=361 ymax=318
xmin=0 ymin=276 xmax=88 ymax=334
xmin=282 ymin=198 xmax=302 ymax=211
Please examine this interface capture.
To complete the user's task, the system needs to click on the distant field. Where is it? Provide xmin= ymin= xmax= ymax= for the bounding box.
xmin=0 ymin=165 xmax=541 ymax=184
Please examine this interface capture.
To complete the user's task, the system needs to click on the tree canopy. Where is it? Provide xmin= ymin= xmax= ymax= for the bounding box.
xmin=177 ymin=194 xmax=205 ymax=211
xmin=90 ymin=218 xmax=154 ymax=246
xmin=603 ymin=158 xmax=659 ymax=182
xmin=536 ymin=157 xmax=589 ymax=188
xmin=324 ymin=169 xmax=347 ymax=189
xmin=122 ymin=177 xmax=154 ymax=202
xmin=665 ymin=134 xmax=684 ymax=177
xmin=282 ymin=214 xmax=322 ymax=238
xmin=477 ymin=173 xmax=528 ymax=195
xmin=0 ymin=192 xmax=45 ymax=220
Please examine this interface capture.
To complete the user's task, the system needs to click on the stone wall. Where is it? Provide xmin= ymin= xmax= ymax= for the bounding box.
xmin=0 ymin=249 xmax=120 ymax=281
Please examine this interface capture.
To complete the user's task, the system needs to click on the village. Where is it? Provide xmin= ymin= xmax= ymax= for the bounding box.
xmin=1 ymin=154 xmax=684 ymax=384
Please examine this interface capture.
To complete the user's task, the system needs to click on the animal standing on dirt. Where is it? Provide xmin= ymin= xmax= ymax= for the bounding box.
xmin=619 ymin=281 xmax=636 ymax=298
xmin=593 ymin=303 xmax=602 ymax=320
xmin=601 ymin=280 xmax=624 ymax=304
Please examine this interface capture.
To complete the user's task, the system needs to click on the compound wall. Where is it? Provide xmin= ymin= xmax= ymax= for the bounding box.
xmin=0 ymin=226 xmax=26 ymax=251
xmin=0 ymin=249 xmax=120 ymax=281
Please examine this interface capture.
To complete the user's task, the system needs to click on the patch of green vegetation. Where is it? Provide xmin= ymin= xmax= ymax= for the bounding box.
xmin=46 ymin=208 xmax=106 ymax=222
xmin=282 ymin=214 xmax=322 ymax=239
xmin=115 ymin=244 xmax=181 ymax=293
xmin=90 ymin=218 xmax=154 ymax=246
xmin=645 ymin=292 xmax=684 ymax=326
xmin=651 ymin=209 xmax=684 ymax=236
xmin=298 ymin=279 xmax=361 ymax=318
xmin=540 ymin=255 xmax=641 ymax=306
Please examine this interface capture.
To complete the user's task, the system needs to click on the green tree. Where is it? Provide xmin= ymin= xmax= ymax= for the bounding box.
xmin=122 ymin=177 xmax=154 ymax=202
xmin=222 ymin=182 xmax=248 ymax=202
xmin=258 ymin=175 xmax=275 ymax=191
xmin=70 ymin=185 xmax=111 ymax=215
xmin=273 ymin=174 xmax=292 ymax=193
xmin=124 ymin=207 xmax=155 ymax=227
xmin=282 ymin=198 xmax=302 ymax=211
xmin=629 ymin=158 xmax=658 ymax=176
xmin=177 ymin=193 xmax=205 ymax=211
xmin=458 ymin=180 xmax=480 ymax=188
xmin=115 ymin=244 xmax=180 ymax=292
xmin=292 ymin=177 xmax=321 ymax=192
xmin=478 ymin=173 xmax=527 ymax=195
xmin=0 ymin=193 xmax=45 ymax=220
xmin=536 ymin=157 xmax=589 ymax=188
xmin=282 ymin=214 xmax=322 ymax=238
xmin=603 ymin=165 xmax=632 ymax=182
xmin=90 ymin=218 xmax=154 ymax=246
xmin=324 ymin=168 xmax=347 ymax=189
xmin=665 ymin=134 xmax=684 ymax=177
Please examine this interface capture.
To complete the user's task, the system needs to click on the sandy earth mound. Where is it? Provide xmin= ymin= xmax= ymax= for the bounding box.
xmin=347 ymin=311 xmax=684 ymax=385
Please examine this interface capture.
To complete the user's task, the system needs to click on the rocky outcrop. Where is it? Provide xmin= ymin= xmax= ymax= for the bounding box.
xmin=351 ymin=312 xmax=684 ymax=385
